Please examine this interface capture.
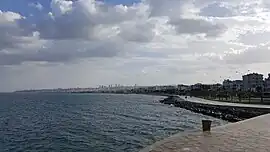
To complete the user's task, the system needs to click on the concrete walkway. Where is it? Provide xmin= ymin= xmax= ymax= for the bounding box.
xmin=181 ymin=96 xmax=270 ymax=109
xmin=140 ymin=114 xmax=270 ymax=152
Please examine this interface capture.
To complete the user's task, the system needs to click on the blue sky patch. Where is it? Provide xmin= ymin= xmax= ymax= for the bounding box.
xmin=0 ymin=0 xmax=141 ymax=16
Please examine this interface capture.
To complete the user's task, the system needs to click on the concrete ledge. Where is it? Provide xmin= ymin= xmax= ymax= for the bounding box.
xmin=140 ymin=114 xmax=270 ymax=152
xmin=141 ymin=96 xmax=270 ymax=152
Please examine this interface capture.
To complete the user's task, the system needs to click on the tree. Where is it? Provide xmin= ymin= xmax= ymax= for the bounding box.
xmin=231 ymin=88 xmax=236 ymax=101
xmin=248 ymin=91 xmax=251 ymax=103
xmin=237 ymin=91 xmax=242 ymax=102
xmin=256 ymin=86 xmax=263 ymax=103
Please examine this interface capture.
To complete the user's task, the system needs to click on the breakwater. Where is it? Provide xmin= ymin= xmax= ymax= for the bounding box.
xmin=160 ymin=96 xmax=270 ymax=122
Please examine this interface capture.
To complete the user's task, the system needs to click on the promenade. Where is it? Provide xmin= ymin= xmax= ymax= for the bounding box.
xmin=140 ymin=114 xmax=270 ymax=152
xmin=181 ymin=96 xmax=270 ymax=109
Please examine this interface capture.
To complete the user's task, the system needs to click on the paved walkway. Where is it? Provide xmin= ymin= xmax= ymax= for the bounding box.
xmin=140 ymin=114 xmax=270 ymax=152
xmin=180 ymin=96 xmax=270 ymax=109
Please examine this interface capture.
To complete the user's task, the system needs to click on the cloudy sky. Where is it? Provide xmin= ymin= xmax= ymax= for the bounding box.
xmin=0 ymin=0 xmax=270 ymax=92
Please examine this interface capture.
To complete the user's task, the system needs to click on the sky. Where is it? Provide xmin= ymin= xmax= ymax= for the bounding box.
xmin=1 ymin=0 xmax=270 ymax=92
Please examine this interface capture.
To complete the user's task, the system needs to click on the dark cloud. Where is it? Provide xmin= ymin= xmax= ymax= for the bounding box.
xmin=169 ymin=18 xmax=227 ymax=37
xmin=146 ymin=0 xmax=185 ymax=17
xmin=0 ymin=40 xmax=124 ymax=65
xmin=199 ymin=2 xmax=235 ymax=17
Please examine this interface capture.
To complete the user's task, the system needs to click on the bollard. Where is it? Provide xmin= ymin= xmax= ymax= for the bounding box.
xmin=202 ymin=120 xmax=212 ymax=132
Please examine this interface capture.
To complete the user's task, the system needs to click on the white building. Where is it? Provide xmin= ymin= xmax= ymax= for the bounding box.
xmin=242 ymin=73 xmax=264 ymax=91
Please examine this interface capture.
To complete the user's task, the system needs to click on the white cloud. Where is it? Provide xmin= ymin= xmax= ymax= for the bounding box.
xmin=29 ymin=2 xmax=43 ymax=11
xmin=1 ymin=0 xmax=270 ymax=91
xmin=224 ymin=44 xmax=270 ymax=65
xmin=0 ymin=11 xmax=41 ymax=51
xmin=51 ymin=0 xmax=73 ymax=16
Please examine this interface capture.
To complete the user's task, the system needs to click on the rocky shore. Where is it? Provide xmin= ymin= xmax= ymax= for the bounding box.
xmin=160 ymin=96 xmax=270 ymax=122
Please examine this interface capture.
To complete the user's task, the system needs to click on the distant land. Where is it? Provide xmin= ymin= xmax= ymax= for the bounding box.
xmin=14 ymin=84 xmax=190 ymax=95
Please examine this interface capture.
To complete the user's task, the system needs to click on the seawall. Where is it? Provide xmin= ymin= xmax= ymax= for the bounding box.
xmin=160 ymin=96 xmax=270 ymax=122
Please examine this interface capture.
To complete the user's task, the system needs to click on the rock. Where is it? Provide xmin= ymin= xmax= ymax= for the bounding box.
xmin=159 ymin=96 xmax=270 ymax=122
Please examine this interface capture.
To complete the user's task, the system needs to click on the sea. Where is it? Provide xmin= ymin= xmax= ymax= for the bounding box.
xmin=0 ymin=93 xmax=228 ymax=152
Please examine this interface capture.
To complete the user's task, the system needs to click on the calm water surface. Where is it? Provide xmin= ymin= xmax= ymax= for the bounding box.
xmin=0 ymin=93 xmax=227 ymax=152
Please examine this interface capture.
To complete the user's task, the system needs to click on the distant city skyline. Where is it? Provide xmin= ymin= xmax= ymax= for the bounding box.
xmin=1 ymin=0 xmax=270 ymax=92
xmin=3 ymin=71 xmax=270 ymax=92
xmin=14 ymin=72 xmax=270 ymax=94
